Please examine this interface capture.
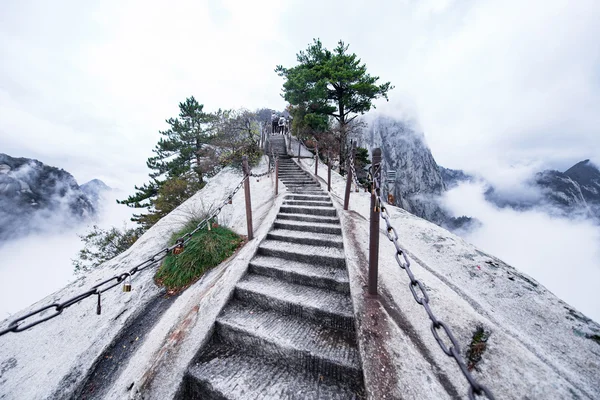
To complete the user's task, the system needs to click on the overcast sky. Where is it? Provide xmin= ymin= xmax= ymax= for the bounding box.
xmin=2 ymin=0 xmax=599 ymax=190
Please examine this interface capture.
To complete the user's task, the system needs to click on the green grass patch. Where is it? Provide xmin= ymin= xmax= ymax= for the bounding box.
xmin=155 ymin=221 xmax=244 ymax=292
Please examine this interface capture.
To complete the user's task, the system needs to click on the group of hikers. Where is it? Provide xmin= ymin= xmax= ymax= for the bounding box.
xmin=271 ymin=113 xmax=291 ymax=135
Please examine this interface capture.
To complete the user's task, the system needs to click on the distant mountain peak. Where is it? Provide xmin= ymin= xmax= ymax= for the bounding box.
xmin=0 ymin=153 xmax=95 ymax=242
xmin=81 ymin=179 xmax=111 ymax=191
xmin=80 ymin=179 xmax=111 ymax=207
xmin=564 ymin=159 xmax=600 ymax=188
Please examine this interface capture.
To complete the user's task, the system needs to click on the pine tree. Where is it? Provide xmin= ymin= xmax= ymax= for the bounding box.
xmin=276 ymin=39 xmax=393 ymax=165
xmin=118 ymin=96 xmax=219 ymax=227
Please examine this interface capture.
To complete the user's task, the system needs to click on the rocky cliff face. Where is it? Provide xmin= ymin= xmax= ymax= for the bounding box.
xmin=0 ymin=153 xmax=95 ymax=241
xmin=353 ymin=115 xmax=448 ymax=224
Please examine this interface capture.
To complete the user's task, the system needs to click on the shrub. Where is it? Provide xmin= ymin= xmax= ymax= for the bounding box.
xmin=155 ymin=220 xmax=243 ymax=292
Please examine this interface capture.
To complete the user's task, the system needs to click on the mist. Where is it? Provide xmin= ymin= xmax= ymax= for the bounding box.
xmin=0 ymin=190 xmax=135 ymax=319
xmin=443 ymin=182 xmax=600 ymax=323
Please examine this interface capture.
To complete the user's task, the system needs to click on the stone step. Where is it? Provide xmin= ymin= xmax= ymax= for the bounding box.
xmin=267 ymin=228 xmax=343 ymax=248
xmin=286 ymin=185 xmax=323 ymax=193
xmin=287 ymin=187 xmax=323 ymax=191
xmin=284 ymin=194 xmax=331 ymax=201
xmin=279 ymin=174 xmax=313 ymax=178
xmin=215 ymin=302 xmax=361 ymax=383
xmin=282 ymin=185 xmax=320 ymax=189
xmin=273 ymin=219 xmax=341 ymax=235
xmin=284 ymin=187 xmax=321 ymax=192
xmin=283 ymin=200 xmax=332 ymax=207
xmin=281 ymin=179 xmax=317 ymax=184
xmin=288 ymin=188 xmax=324 ymax=193
xmin=278 ymin=171 xmax=305 ymax=174
xmin=235 ymin=274 xmax=354 ymax=331
xmin=279 ymin=172 xmax=312 ymax=176
xmin=258 ymin=239 xmax=345 ymax=268
xmin=181 ymin=344 xmax=364 ymax=399
xmin=283 ymin=182 xmax=320 ymax=186
xmin=277 ymin=212 xmax=340 ymax=225
xmin=278 ymin=175 xmax=311 ymax=179
xmin=249 ymin=255 xmax=349 ymax=293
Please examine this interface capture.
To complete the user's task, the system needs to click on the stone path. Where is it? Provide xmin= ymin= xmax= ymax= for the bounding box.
xmin=178 ymin=136 xmax=365 ymax=399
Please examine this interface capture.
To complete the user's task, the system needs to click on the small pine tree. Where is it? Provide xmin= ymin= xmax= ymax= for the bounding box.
xmin=118 ymin=96 xmax=219 ymax=227
xmin=72 ymin=225 xmax=143 ymax=273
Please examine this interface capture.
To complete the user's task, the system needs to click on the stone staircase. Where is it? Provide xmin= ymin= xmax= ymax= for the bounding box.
xmin=177 ymin=135 xmax=365 ymax=399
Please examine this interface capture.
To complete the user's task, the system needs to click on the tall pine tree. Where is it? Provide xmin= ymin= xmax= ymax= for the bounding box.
xmin=276 ymin=39 xmax=393 ymax=165
xmin=118 ymin=96 xmax=218 ymax=228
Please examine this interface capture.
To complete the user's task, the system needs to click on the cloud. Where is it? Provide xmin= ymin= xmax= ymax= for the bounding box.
xmin=2 ymin=0 xmax=599 ymax=190
xmin=0 ymin=190 xmax=135 ymax=319
xmin=443 ymin=182 xmax=600 ymax=323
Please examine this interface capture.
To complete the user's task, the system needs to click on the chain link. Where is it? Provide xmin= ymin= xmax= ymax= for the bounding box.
xmin=371 ymin=163 xmax=495 ymax=399
xmin=0 ymin=175 xmax=249 ymax=338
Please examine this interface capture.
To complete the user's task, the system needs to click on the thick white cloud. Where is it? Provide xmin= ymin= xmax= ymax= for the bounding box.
xmin=0 ymin=190 xmax=135 ymax=318
xmin=443 ymin=182 xmax=600 ymax=323
xmin=2 ymin=0 xmax=599 ymax=187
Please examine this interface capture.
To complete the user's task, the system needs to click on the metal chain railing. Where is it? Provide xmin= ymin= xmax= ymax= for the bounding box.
xmin=0 ymin=176 xmax=248 ymax=338
xmin=249 ymin=136 xmax=278 ymax=179
xmin=370 ymin=163 xmax=495 ymax=400
xmin=249 ymin=163 xmax=274 ymax=178
xmin=349 ymin=152 xmax=364 ymax=191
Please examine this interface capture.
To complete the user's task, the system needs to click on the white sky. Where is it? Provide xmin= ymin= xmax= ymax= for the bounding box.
xmin=2 ymin=0 xmax=599 ymax=190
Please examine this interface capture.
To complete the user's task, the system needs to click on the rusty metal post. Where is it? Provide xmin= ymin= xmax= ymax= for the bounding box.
xmin=327 ymin=151 xmax=331 ymax=192
xmin=275 ymin=157 xmax=279 ymax=196
xmin=368 ymin=148 xmax=382 ymax=296
xmin=242 ymin=156 xmax=253 ymax=241
xmin=314 ymin=143 xmax=318 ymax=176
xmin=343 ymin=142 xmax=355 ymax=210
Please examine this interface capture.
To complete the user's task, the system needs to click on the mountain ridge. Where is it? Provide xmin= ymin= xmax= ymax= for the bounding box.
xmin=439 ymin=159 xmax=600 ymax=220
xmin=0 ymin=153 xmax=97 ymax=242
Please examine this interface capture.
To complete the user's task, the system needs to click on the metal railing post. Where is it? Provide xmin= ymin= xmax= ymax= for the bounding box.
xmin=343 ymin=142 xmax=355 ymax=210
xmin=327 ymin=151 xmax=331 ymax=192
xmin=368 ymin=148 xmax=382 ymax=296
xmin=275 ymin=157 xmax=279 ymax=196
xmin=297 ymin=140 xmax=301 ymax=162
xmin=242 ymin=156 xmax=253 ymax=241
xmin=314 ymin=143 xmax=318 ymax=176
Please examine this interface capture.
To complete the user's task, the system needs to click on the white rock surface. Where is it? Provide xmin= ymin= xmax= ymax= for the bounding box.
xmin=0 ymin=158 xmax=282 ymax=400
xmin=298 ymin=153 xmax=600 ymax=399
xmin=1 ymin=148 xmax=599 ymax=400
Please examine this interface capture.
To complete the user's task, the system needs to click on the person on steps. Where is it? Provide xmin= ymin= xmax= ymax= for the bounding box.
xmin=278 ymin=116 xmax=286 ymax=134
xmin=271 ymin=113 xmax=278 ymax=134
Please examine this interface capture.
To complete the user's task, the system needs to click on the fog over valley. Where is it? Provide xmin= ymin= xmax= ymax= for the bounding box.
xmin=0 ymin=185 xmax=135 ymax=318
